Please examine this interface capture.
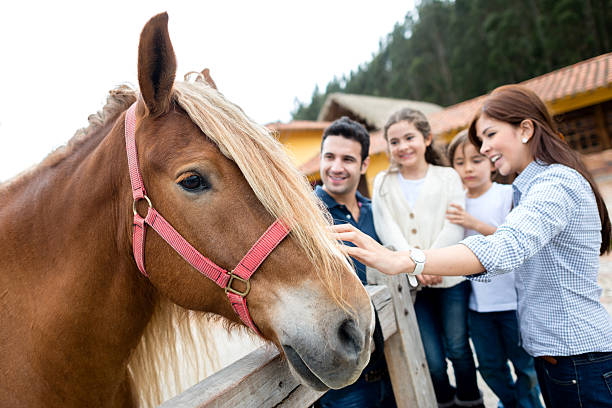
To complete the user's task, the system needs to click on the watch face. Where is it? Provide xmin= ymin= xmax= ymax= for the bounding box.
xmin=412 ymin=249 xmax=426 ymax=263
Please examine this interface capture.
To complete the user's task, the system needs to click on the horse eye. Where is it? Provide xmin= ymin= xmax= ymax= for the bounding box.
xmin=178 ymin=174 xmax=209 ymax=192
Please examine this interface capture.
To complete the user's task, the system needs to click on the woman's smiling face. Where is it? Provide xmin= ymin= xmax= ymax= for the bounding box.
xmin=475 ymin=114 xmax=534 ymax=175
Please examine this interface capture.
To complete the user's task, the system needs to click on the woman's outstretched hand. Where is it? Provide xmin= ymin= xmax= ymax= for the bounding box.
xmin=333 ymin=224 xmax=485 ymax=278
xmin=331 ymin=223 xmax=410 ymax=276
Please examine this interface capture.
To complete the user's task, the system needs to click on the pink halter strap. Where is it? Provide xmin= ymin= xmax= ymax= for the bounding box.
xmin=124 ymin=102 xmax=289 ymax=333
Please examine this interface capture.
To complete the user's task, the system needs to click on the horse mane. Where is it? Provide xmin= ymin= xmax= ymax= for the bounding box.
xmin=172 ymin=81 xmax=351 ymax=307
xmin=131 ymin=81 xmax=353 ymax=406
xmin=8 ymin=80 xmax=352 ymax=407
xmin=128 ymin=300 xmax=240 ymax=407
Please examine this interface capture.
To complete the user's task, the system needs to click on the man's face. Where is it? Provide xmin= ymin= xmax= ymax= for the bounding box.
xmin=320 ymin=135 xmax=368 ymax=198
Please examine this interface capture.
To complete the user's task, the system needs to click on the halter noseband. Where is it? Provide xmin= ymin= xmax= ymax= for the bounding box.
xmin=124 ymin=102 xmax=289 ymax=334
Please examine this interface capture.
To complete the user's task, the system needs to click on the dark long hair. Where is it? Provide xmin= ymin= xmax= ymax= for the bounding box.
xmin=468 ymin=85 xmax=610 ymax=254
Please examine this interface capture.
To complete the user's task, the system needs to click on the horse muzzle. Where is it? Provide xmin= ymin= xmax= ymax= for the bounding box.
xmin=274 ymin=293 xmax=374 ymax=390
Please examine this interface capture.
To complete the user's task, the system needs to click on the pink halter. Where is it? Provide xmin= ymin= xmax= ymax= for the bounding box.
xmin=124 ymin=102 xmax=289 ymax=334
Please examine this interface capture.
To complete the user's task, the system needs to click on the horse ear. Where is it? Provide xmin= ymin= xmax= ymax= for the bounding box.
xmin=137 ymin=13 xmax=176 ymax=117
xmin=201 ymin=68 xmax=218 ymax=90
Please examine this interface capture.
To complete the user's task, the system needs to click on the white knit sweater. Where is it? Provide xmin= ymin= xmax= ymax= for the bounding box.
xmin=372 ymin=165 xmax=466 ymax=288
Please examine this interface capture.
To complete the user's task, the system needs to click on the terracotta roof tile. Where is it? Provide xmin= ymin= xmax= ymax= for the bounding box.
xmin=429 ymin=53 xmax=612 ymax=136
xmin=293 ymin=54 xmax=612 ymax=175
xmin=428 ymin=95 xmax=486 ymax=136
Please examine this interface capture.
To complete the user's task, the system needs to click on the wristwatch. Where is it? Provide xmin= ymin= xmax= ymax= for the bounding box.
xmin=408 ymin=248 xmax=426 ymax=275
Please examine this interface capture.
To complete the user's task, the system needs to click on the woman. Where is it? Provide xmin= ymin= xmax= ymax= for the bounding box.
xmin=447 ymin=130 xmax=542 ymax=408
xmin=335 ymin=85 xmax=612 ymax=408
xmin=372 ymin=108 xmax=482 ymax=408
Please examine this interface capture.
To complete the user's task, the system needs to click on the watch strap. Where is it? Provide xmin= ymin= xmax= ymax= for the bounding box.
xmin=409 ymin=248 xmax=425 ymax=276
xmin=413 ymin=260 xmax=425 ymax=275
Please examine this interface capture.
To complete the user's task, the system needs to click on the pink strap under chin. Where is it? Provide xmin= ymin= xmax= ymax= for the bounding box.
xmin=124 ymin=102 xmax=289 ymax=333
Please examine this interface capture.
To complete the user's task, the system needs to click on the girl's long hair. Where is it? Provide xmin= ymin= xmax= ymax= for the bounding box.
xmin=468 ymin=85 xmax=610 ymax=254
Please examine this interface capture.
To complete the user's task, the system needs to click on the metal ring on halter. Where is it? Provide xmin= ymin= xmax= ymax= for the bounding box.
xmin=133 ymin=195 xmax=152 ymax=216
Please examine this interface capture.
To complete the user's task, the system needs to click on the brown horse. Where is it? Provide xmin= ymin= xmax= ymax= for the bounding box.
xmin=0 ymin=13 xmax=374 ymax=407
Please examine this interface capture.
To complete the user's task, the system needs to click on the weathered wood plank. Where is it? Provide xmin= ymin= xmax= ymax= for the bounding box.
xmin=365 ymin=284 xmax=397 ymax=340
xmin=367 ymin=266 xmax=437 ymax=408
xmin=273 ymin=385 xmax=325 ymax=407
xmin=159 ymin=346 xmax=298 ymax=408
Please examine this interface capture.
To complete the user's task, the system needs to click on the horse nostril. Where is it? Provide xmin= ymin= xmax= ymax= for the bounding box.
xmin=337 ymin=318 xmax=364 ymax=358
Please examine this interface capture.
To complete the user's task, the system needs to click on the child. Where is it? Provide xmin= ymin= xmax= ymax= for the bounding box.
xmin=447 ymin=130 xmax=542 ymax=408
xmin=372 ymin=109 xmax=483 ymax=408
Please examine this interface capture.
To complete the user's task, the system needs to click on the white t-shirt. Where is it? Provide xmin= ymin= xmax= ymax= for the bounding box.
xmin=465 ymin=182 xmax=517 ymax=312
xmin=397 ymin=172 xmax=426 ymax=209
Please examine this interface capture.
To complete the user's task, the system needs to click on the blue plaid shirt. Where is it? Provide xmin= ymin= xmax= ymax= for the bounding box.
xmin=462 ymin=161 xmax=612 ymax=357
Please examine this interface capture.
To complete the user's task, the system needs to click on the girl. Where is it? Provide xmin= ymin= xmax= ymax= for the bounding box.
xmin=372 ymin=108 xmax=483 ymax=408
xmin=334 ymin=85 xmax=612 ymax=408
xmin=447 ymin=130 xmax=542 ymax=408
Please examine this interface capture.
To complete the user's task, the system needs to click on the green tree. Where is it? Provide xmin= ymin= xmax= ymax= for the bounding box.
xmin=291 ymin=0 xmax=612 ymax=121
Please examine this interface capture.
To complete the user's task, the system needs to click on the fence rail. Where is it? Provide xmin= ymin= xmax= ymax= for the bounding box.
xmin=161 ymin=271 xmax=436 ymax=408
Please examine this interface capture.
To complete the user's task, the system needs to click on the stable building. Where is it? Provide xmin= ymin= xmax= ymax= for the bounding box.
xmin=269 ymin=52 xmax=612 ymax=198
xmin=430 ymin=52 xmax=612 ymax=153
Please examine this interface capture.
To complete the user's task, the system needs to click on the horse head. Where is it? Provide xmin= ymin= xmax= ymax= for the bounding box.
xmin=128 ymin=13 xmax=374 ymax=392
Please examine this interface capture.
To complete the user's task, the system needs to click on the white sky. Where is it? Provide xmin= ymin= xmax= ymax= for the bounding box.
xmin=0 ymin=1 xmax=414 ymax=182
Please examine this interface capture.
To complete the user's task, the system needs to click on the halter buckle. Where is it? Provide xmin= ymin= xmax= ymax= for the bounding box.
xmin=225 ymin=272 xmax=251 ymax=297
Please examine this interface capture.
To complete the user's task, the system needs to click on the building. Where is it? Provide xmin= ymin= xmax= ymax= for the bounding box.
xmin=270 ymin=53 xmax=612 ymax=197
xmin=318 ymin=93 xmax=443 ymax=130
xmin=430 ymin=53 xmax=612 ymax=152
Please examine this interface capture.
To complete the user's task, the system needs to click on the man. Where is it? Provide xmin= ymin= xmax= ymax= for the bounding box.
xmin=315 ymin=117 xmax=396 ymax=408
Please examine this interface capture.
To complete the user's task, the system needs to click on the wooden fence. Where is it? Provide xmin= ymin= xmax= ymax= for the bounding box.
xmin=161 ymin=270 xmax=436 ymax=408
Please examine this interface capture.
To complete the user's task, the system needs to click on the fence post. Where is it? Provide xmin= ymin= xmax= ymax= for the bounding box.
xmin=367 ymin=267 xmax=436 ymax=407
xmin=160 ymin=277 xmax=436 ymax=407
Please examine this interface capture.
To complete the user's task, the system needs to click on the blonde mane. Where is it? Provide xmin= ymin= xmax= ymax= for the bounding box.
xmin=172 ymin=80 xmax=352 ymax=312
xmin=132 ymin=80 xmax=352 ymax=406
xmin=128 ymin=300 xmax=228 ymax=407
xmin=49 ymin=80 xmax=353 ymax=407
